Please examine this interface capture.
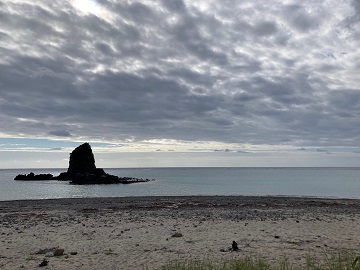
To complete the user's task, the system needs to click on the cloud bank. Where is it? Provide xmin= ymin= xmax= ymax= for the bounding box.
xmin=1 ymin=0 xmax=360 ymax=155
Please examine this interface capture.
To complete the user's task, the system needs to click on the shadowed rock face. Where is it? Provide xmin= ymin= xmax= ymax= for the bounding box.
xmin=67 ymin=143 xmax=96 ymax=176
xmin=14 ymin=143 xmax=152 ymax=185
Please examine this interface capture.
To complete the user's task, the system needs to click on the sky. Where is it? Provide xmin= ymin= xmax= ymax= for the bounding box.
xmin=0 ymin=0 xmax=360 ymax=168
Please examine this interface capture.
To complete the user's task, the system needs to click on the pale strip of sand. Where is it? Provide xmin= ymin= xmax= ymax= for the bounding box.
xmin=1 ymin=196 xmax=360 ymax=270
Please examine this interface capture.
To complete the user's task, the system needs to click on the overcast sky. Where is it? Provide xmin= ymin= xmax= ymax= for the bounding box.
xmin=0 ymin=0 xmax=360 ymax=168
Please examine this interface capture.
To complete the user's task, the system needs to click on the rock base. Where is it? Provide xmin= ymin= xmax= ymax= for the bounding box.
xmin=14 ymin=171 xmax=152 ymax=185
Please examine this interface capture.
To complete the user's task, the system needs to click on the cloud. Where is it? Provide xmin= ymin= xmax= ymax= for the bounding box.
xmin=253 ymin=21 xmax=278 ymax=36
xmin=50 ymin=147 xmax=64 ymax=150
xmin=48 ymin=130 xmax=73 ymax=137
xmin=0 ymin=0 xmax=359 ymax=154
xmin=237 ymin=150 xmax=250 ymax=154
xmin=316 ymin=149 xmax=328 ymax=153
xmin=286 ymin=8 xmax=321 ymax=32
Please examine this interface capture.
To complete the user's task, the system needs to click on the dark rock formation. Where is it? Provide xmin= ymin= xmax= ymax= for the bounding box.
xmin=232 ymin=241 xmax=239 ymax=251
xmin=14 ymin=172 xmax=56 ymax=181
xmin=39 ymin=259 xmax=48 ymax=267
xmin=67 ymin=143 xmax=96 ymax=177
xmin=14 ymin=143 xmax=152 ymax=185
xmin=68 ymin=168 xmax=149 ymax=185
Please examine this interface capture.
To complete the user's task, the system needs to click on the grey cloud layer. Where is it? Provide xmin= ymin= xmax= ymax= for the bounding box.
xmin=0 ymin=0 xmax=359 ymax=147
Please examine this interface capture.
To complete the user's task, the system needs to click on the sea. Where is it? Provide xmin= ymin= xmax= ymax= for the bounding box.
xmin=1 ymin=167 xmax=360 ymax=201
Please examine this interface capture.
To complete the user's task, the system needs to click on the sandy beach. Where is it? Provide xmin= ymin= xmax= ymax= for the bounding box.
xmin=1 ymin=196 xmax=360 ymax=269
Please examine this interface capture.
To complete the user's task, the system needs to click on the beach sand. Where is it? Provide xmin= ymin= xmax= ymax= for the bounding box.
xmin=1 ymin=196 xmax=360 ymax=269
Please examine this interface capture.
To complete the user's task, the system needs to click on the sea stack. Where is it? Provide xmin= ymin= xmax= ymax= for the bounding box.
xmin=67 ymin=143 xmax=96 ymax=177
xmin=14 ymin=143 xmax=152 ymax=185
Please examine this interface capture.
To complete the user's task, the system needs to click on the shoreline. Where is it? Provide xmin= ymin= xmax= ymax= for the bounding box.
xmin=1 ymin=194 xmax=360 ymax=211
xmin=1 ymin=195 xmax=360 ymax=269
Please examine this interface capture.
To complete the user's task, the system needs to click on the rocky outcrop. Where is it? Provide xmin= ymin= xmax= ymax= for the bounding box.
xmin=14 ymin=143 xmax=152 ymax=185
xmin=70 ymin=171 xmax=148 ymax=185
xmin=67 ymin=143 xmax=96 ymax=177
xmin=14 ymin=172 xmax=56 ymax=181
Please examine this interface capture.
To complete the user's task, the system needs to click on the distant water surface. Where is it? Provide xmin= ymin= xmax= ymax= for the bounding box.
xmin=1 ymin=167 xmax=360 ymax=201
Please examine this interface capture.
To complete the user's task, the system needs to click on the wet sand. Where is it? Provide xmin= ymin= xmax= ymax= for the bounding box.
xmin=1 ymin=196 xmax=360 ymax=269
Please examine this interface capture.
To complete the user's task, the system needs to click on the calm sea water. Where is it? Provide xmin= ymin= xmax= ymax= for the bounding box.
xmin=0 ymin=167 xmax=360 ymax=201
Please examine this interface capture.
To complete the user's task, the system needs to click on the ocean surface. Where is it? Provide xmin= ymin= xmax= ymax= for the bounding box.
xmin=1 ymin=167 xmax=360 ymax=201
